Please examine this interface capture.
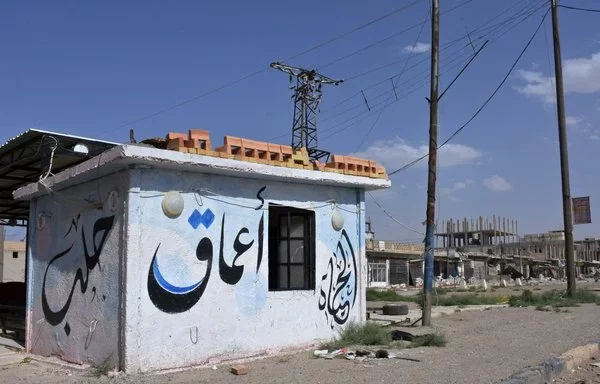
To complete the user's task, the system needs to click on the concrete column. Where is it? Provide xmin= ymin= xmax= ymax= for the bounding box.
xmin=385 ymin=259 xmax=390 ymax=287
xmin=493 ymin=215 xmax=497 ymax=246
xmin=464 ymin=218 xmax=468 ymax=247
xmin=479 ymin=216 xmax=484 ymax=251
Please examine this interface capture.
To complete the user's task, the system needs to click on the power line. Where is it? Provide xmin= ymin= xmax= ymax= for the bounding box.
xmin=388 ymin=7 xmax=551 ymax=177
xmin=317 ymin=0 xmax=546 ymax=120
xmin=542 ymin=11 xmax=556 ymax=92
xmin=353 ymin=2 xmax=430 ymax=152
xmin=319 ymin=0 xmax=547 ymax=142
xmin=367 ymin=192 xmax=424 ymax=235
xmin=437 ymin=39 xmax=488 ymax=101
xmin=558 ymin=4 xmax=600 ymax=13
xmin=267 ymin=0 xmax=546 ymax=144
xmin=318 ymin=55 xmax=473 ymax=142
xmin=111 ymin=0 xmax=425 ymax=132
xmin=318 ymin=0 xmax=476 ymax=71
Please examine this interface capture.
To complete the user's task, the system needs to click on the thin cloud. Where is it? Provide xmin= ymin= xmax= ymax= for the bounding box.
xmin=565 ymin=116 xmax=581 ymax=126
xmin=483 ymin=175 xmax=512 ymax=192
xmin=402 ymin=42 xmax=431 ymax=54
xmin=514 ymin=52 xmax=600 ymax=103
xmin=353 ymin=137 xmax=482 ymax=170
xmin=440 ymin=179 xmax=474 ymax=197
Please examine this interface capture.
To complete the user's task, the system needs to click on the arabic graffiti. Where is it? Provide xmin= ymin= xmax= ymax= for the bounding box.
xmin=147 ymin=238 xmax=213 ymax=314
xmin=255 ymin=186 xmax=266 ymax=210
xmin=318 ymin=229 xmax=357 ymax=328
xmin=41 ymin=215 xmax=115 ymax=334
xmin=147 ymin=213 xmax=265 ymax=313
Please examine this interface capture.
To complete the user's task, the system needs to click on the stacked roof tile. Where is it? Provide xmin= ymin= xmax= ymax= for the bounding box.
xmin=165 ymin=129 xmax=388 ymax=179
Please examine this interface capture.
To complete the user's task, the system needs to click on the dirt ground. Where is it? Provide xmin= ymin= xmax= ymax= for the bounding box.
xmin=1 ymin=302 xmax=600 ymax=384
xmin=553 ymin=353 xmax=600 ymax=384
xmin=392 ymin=280 xmax=600 ymax=299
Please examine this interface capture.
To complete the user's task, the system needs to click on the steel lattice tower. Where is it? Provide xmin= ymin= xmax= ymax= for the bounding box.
xmin=271 ymin=62 xmax=342 ymax=161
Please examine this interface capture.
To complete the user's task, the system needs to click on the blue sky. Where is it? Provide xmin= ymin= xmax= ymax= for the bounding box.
xmin=2 ymin=0 xmax=599 ymax=242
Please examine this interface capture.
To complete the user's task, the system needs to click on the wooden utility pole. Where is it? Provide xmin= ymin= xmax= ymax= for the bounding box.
xmin=550 ymin=0 xmax=576 ymax=295
xmin=422 ymin=0 xmax=440 ymax=327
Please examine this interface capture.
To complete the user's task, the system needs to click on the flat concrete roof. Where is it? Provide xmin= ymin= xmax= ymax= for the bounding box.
xmin=14 ymin=144 xmax=391 ymax=200
xmin=3 ymin=241 xmax=26 ymax=252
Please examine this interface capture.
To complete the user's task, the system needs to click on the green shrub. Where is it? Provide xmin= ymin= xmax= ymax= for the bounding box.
xmin=320 ymin=322 xmax=391 ymax=350
xmin=509 ymin=289 xmax=600 ymax=308
xmin=410 ymin=333 xmax=447 ymax=347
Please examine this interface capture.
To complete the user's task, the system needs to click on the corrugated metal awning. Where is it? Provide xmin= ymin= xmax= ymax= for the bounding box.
xmin=0 ymin=129 xmax=116 ymax=222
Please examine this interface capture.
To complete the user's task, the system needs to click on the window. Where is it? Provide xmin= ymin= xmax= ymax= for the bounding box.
xmin=268 ymin=205 xmax=315 ymax=290
xmin=369 ymin=261 xmax=386 ymax=283
xmin=12 ymin=252 xmax=18 ymax=259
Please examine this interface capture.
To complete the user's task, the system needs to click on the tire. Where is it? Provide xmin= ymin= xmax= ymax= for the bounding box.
xmin=382 ymin=303 xmax=409 ymax=316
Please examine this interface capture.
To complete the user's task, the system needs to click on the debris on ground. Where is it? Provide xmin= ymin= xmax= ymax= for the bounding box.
xmin=391 ymin=330 xmax=415 ymax=341
xmin=230 ymin=365 xmax=248 ymax=376
xmin=320 ymin=348 xmax=348 ymax=359
xmin=314 ymin=347 xmax=421 ymax=363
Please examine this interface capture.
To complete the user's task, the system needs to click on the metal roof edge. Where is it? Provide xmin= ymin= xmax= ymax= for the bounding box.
xmin=14 ymin=144 xmax=390 ymax=200
xmin=27 ymin=129 xmax=119 ymax=145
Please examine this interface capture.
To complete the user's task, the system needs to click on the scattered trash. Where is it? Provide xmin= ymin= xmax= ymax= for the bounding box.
xmin=345 ymin=354 xmax=356 ymax=361
xmin=375 ymin=350 xmax=389 ymax=359
xmin=591 ymin=362 xmax=600 ymax=368
xmin=355 ymin=350 xmax=371 ymax=357
xmin=390 ymin=330 xmax=414 ymax=341
xmin=320 ymin=348 xmax=347 ymax=359
xmin=230 ymin=365 xmax=248 ymax=376
xmin=356 ymin=356 xmax=368 ymax=362
xmin=212 ymin=365 xmax=218 ymax=370
xmin=313 ymin=349 xmax=328 ymax=357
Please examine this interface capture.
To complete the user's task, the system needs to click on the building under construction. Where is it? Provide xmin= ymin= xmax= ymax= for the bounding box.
xmin=366 ymin=215 xmax=600 ymax=288
xmin=435 ymin=215 xmax=519 ymax=250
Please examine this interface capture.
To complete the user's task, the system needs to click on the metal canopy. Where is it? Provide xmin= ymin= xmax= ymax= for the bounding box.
xmin=0 ymin=129 xmax=117 ymax=222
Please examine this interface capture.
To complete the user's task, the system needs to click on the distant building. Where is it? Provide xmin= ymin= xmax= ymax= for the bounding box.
xmin=522 ymin=230 xmax=565 ymax=243
xmin=366 ymin=216 xmax=600 ymax=287
xmin=1 ymin=240 xmax=26 ymax=282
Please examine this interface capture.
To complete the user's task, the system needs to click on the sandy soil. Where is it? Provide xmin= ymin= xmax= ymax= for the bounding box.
xmin=1 ymin=303 xmax=599 ymax=384
xmin=554 ymin=353 xmax=600 ymax=384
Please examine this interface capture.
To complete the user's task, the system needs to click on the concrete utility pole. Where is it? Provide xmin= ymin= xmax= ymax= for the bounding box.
xmin=550 ymin=0 xmax=576 ymax=296
xmin=423 ymin=0 xmax=440 ymax=327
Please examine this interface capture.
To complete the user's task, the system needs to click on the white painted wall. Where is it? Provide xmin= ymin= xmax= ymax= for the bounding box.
xmin=26 ymin=172 xmax=128 ymax=368
xmin=124 ymin=168 xmax=366 ymax=372
xmin=1 ymin=242 xmax=26 ymax=282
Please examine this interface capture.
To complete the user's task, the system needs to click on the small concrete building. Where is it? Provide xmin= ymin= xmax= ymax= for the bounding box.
xmin=13 ymin=132 xmax=389 ymax=372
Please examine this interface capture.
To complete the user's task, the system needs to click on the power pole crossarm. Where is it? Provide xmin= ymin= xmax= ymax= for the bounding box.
xmin=270 ymin=62 xmax=343 ymax=85
xmin=550 ymin=0 xmax=576 ymax=296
